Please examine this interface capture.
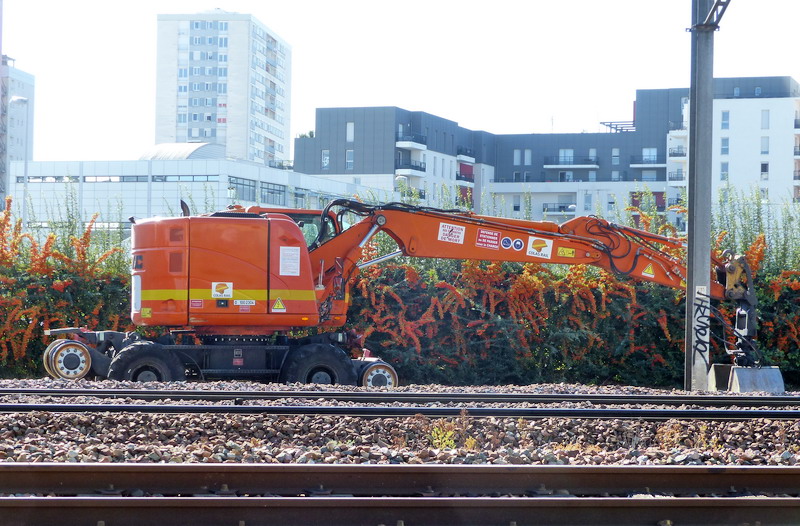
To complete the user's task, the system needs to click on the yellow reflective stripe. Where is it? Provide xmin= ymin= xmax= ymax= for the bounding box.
xmin=140 ymin=289 xmax=189 ymax=301
xmin=142 ymin=289 xmax=317 ymax=302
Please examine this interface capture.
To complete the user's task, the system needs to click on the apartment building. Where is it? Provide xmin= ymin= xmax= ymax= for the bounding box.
xmin=1 ymin=55 xmax=35 ymax=197
xmin=156 ymin=10 xmax=291 ymax=166
xmin=295 ymin=77 xmax=800 ymax=228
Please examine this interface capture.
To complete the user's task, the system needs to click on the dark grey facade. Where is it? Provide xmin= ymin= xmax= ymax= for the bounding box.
xmin=294 ymin=75 xmax=799 ymax=186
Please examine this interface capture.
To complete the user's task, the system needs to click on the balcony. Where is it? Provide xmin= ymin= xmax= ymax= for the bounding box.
xmin=543 ymin=155 xmax=599 ymax=169
xmin=396 ymin=132 xmax=427 ymax=150
xmin=268 ymin=160 xmax=293 ymax=170
xmin=668 ymin=171 xmax=686 ymax=181
xmin=795 ymin=146 xmax=800 ymax=156
xmin=395 ymin=159 xmax=426 ymax=176
xmin=669 ymin=147 xmax=687 ymax=157
xmin=455 ymin=172 xmax=474 ymax=183
xmin=456 ymin=146 xmax=476 ymax=162
xmin=667 ymin=198 xmax=682 ymax=206
xmin=794 ymin=171 xmax=800 ymax=181
xmin=395 ymin=187 xmax=426 ymax=200
xmin=795 ymin=118 xmax=800 ymax=129
xmin=669 ymin=121 xmax=688 ymax=131
xmin=542 ymin=203 xmax=576 ymax=213
xmin=630 ymin=155 xmax=667 ymax=168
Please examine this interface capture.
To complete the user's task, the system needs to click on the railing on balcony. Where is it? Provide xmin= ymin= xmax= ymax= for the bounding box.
xmin=631 ymin=155 xmax=666 ymax=164
xmin=795 ymin=118 xmax=800 ymax=129
xmin=544 ymin=155 xmax=598 ymax=165
xmin=795 ymin=146 xmax=800 ymax=156
xmin=395 ymin=160 xmax=426 ymax=171
xmin=456 ymin=146 xmax=475 ymax=157
xmin=455 ymin=172 xmax=474 ymax=182
xmin=667 ymin=198 xmax=682 ymax=206
xmin=396 ymin=132 xmax=428 ymax=145
xmin=794 ymin=171 xmax=800 ymax=180
xmin=395 ymin=187 xmax=426 ymax=199
xmin=268 ymin=160 xmax=293 ymax=170
xmin=668 ymin=147 xmax=687 ymax=157
xmin=668 ymin=171 xmax=686 ymax=181
xmin=669 ymin=121 xmax=688 ymax=131
xmin=542 ymin=203 xmax=576 ymax=213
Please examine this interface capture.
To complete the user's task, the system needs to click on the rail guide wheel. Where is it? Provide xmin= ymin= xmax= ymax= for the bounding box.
xmin=42 ymin=340 xmax=66 ymax=378
xmin=360 ymin=360 xmax=399 ymax=388
xmin=49 ymin=341 xmax=93 ymax=380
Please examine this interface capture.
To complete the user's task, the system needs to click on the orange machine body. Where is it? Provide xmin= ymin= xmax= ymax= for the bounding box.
xmin=131 ymin=213 xmax=320 ymax=332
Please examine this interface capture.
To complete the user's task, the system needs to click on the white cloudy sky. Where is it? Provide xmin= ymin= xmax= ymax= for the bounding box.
xmin=4 ymin=0 xmax=799 ymax=161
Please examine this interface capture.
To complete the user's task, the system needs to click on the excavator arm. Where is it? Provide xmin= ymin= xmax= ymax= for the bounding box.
xmin=303 ymin=199 xmax=759 ymax=365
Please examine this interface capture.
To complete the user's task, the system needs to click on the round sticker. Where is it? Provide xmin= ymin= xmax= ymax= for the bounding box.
xmin=501 ymin=237 xmax=513 ymax=249
xmin=512 ymin=239 xmax=525 ymax=251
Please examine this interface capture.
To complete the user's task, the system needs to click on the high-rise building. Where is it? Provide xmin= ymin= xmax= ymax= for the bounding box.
xmin=1 ymin=55 xmax=35 ymax=199
xmin=156 ymin=10 xmax=291 ymax=166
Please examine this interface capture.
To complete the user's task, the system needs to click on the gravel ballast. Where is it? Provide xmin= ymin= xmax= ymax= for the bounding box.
xmin=1 ymin=378 xmax=798 ymax=466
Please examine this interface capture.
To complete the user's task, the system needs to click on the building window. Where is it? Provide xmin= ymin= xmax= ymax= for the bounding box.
xmin=755 ymin=86 xmax=762 ymax=96
xmin=218 ymin=37 xmax=228 ymax=48
xmin=512 ymin=195 xmax=521 ymax=212
xmin=761 ymin=136 xmax=769 ymax=155
xmin=217 ymin=83 xmax=227 ymax=94
xmin=192 ymin=36 xmax=202 ymax=45
xmin=178 ymin=85 xmax=188 ymax=93
xmin=260 ymin=183 xmax=286 ymax=206
xmin=760 ymin=188 xmax=769 ymax=202
xmin=559 ymin=149 xmax=574 ymax=164
xmin=178 ymin=68 xmax=188 ymax=78
xmin=192 ymin=21 xmax=201 ymax=29
xmin=611 ymin=171 xmax=621 ymax=181
xmin=721 ymin=137 xmax=729 ymax=155
xmin=733 ymin=87 xmax=740 ymax=97
xmin=721 ymin=110 xmax=730 ymax=130
xmin=206 ymin=37 xmax=216 ymax=45
xmin=346 ymin=122 xmax=354 ymax=142
xmin=761 ymin=110 xmax=770 ymax=130
xmin=191 ymin=113 xmax=199 ymax=122
xmin=584 ymin=193 xmax=593 ymax=212
xmin=513 ymin=171 xmax=521 ymax=182
xmin=218 ymin=67 xmax=227 ymax=77
xmin=559 ymin=171 xmax=573 ymax=182
xmin=513 ymin=149 xmax=521 ymax=165
xmin=228 ymin=176 xmax=256 ymax=202
xmin=345 ymin=149 xmax=354 ymax=170
xmin=642 ymin=170 xmax=657 ymax=182
xmin=761 ymin=162 xmax=769 ymax=180
xmin=192 ymin=67 xmax=201 ymax=75
xmin=524 ymin=149 xmax=532 ymax=165
xmin=218 ymin=54 xmax=228 ymax=62
xmin=720 ymin=162 xmax=729 ymax=181
xmin=611 ymin=148 xmax=620 ymax=165
xmin=321 ymin=149 xmax=330 ymax=170
xmin=177 ymin=114 xmax=187 ymax=124
xmin=219 ymin=21 xmax=228 ymax=31
xmin=642 ymin=147 xmax=657 ymax=163
xmin=588 ymin=171 xmax=597 ymax=182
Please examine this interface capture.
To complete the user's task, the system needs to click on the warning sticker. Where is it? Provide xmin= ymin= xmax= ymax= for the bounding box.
xmin=526 ymin=237 xmax=554 ymax=259
xmin=642 ymin=263 xmax=655 ymax=278
xmin=476 ymin=229 xmax=501 ymax=250
xmin=212 ymin=282 xmax=233 ymax=298
xmin=272 ymin=297 xmax=287 ymax=313
xmin=557 ymin=246 xmax=576 ymax=258
xmin=190 ymin=299 xmax=204 ymax=309
xmin=438 ymin=222 xmax=466 ymax=244
xmin=234 ymin=300 xmax=256 ymax=306
xmin=280 ymin=246 xmax=301 ymax=276
xmin=141 ymin=307 xmax=152 ymax=318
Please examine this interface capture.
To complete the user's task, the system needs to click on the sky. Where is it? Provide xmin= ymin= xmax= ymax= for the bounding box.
xmin=4 ymin=0 xmax=800 ymax=162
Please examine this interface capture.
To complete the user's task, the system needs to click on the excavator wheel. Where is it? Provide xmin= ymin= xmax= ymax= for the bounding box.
xmin=48 ymin=340 xmax=93 ymax=380
xmin=279 ymin=344 xmax=357 ymax=385
xmin=108 ymin=342 xmax=186 ymax=382
xmin=357 ymin=360 xmax=399 ymax=388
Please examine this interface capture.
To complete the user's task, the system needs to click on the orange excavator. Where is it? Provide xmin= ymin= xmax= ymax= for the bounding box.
xmin=43 ymin=199 xmax=759 ymax=386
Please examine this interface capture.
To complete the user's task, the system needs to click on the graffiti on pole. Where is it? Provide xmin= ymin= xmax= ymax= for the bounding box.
xmin=692 ymin=286 xmax=712 ymax=368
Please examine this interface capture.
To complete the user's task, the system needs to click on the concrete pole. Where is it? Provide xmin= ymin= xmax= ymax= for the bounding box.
xmin=685 ymin=0 xmax=716 ymax=391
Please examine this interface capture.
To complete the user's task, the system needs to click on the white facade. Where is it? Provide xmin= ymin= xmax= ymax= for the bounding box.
xmin=156 ymin=11 xmax=291 ymax=165
xmin=1 ymin=58 xmax=35 ymax=196
xmin=7 ymin=158 xmax=394 ymax=233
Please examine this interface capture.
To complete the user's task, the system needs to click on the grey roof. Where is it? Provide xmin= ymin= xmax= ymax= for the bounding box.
xmin=139 ymin=143 xmax=226 ymax=161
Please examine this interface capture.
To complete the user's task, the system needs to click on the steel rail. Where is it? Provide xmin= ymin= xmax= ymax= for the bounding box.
xmin=2 ymin=387 xmax=799 ymax=407
xmin=2 ymin=464 xmax=800 ymax=526
xmin=3 ymin=402 xmax=800 ymax=420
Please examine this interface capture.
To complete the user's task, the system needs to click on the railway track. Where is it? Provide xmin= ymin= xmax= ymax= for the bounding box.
xmin=4 ymin=402 xmax=800 ymax=420
xmin=1 ymin=464 xmax=798 ymax=525
xmin=3 ymin=386 xmax=800 ymax=406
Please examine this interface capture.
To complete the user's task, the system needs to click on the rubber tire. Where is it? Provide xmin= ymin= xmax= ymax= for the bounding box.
xmin=279 ymin=344 xmax=357 ymax=386
xmin=108 ymin=342 xmax=186 ymax=382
